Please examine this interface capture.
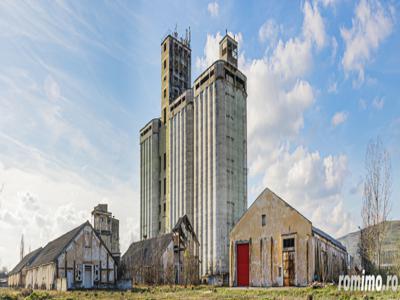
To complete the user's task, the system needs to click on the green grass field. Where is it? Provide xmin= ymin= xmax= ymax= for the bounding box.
xmin=1 ymin=285 xmax=400 ymax=300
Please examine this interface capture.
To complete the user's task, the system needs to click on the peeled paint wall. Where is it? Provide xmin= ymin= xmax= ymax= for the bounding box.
xmin=7 ymin=273 xmax=21 ymax=287
xmin=229 ymin=190 xmax=313 ymax=287
xmin=25 ymin=225 xmax=115 ymax=290
xmin=312 ymin=233 xmax=347 ymax=282
xmin=25 ymin=263 xmax=55 ymax=290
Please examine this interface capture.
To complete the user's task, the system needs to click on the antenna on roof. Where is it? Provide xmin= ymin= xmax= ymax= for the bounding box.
xmin=225 ymin=29 xmax=228 ymax=35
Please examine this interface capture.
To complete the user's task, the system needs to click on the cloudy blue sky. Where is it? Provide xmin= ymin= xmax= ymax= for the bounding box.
xmin=0 ymin=0 xmax=399 ymax=269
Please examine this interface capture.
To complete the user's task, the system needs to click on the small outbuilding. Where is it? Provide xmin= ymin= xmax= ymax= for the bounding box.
xmin=121 ymin=215 xmax=199 ymax=285
xmin=24 ymin=221 xmax=117 ymax=290
xmin=8 ymin=247 xmax=43 ymax=288
xmin=229 ymin=188 xmax=347 ymax=287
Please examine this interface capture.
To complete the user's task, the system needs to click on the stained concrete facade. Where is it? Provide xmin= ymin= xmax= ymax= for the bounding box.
xmin=193 ymin=38 xmax=247 ymax=281
xmin=230 ymin=188 xmax=347 ymax=287
xmin=140 ymin=119 xmax=161 ymax=239
xmin=139 ymin=32 xmax=247 ymax=281
xmin=168 ymin=90 xmax=194 ymax=227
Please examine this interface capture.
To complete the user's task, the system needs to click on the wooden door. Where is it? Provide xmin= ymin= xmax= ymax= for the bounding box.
xmin=283 ymin=251 xmax=295 ymax=286
xmin=237 ymin=243 xmax=249 ymax=286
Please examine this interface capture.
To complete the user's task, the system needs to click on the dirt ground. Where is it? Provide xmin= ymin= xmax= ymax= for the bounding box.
xmin=1 ymin=285 xmax=400 ymax=300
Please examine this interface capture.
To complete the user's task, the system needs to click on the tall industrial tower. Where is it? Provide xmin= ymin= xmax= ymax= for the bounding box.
xmin=139 ymin=30 xmax=247 ymax=283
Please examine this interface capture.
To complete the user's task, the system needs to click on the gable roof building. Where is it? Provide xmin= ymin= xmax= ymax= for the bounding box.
xmin=229 ymin=187 xmax=347 ymax=287
xmin=121 ymin=215 xmax=199 ymax=285
xmin=23 ymin=221 xmax=117 ymax=290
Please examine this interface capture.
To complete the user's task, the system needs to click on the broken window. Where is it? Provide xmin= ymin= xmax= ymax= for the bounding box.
xmin=94 ymin=264 xmax=100 ymax=282
xmin=261 ymin=214 xmax=266 ymax=226
xmin=75 ymin=264 xmax=82 ymax=281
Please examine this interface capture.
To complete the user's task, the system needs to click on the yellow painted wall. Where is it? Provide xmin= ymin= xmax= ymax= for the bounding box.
xmin=229 ymin=188 xmax=313 ymax=287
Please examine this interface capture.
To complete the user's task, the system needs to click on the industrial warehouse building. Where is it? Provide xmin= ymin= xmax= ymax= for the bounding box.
xmin=229 ymin=188 xmax=347 ymax=287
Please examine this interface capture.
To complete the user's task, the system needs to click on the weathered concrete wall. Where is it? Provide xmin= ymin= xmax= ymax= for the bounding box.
xmin=193 ymin=60 xmax=247 ymax=280
xmin=140 ymin=119 xmax=161 ymax=239
xmin=312 ymin=233 xmax=347 ymax=282
xmin=229 ymin=189 xmax=313 ymax=287
xmin=169 ymin=90 xmax=194 ymax=228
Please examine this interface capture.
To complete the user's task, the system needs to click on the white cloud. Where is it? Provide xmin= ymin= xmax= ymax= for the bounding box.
xmin=0 ymin=160 xmax=138 ymax=269
xmin=319 ymin=0 xmax=337 ymax=7
xmin=372 ymin=97 xmax=384 ymax=110
xmin=331 ymin=111 xmax=348 ymax=127
xmin=341 ymin=0 xmax=394 ymax=84
xmin=207 ymin=2 xmax=219 ymax=17
xmin=303 ymin=1 xmax=327 ymax=49
xmin=257 ymin=145 xmax=353 ymax=237
xmin=258 ymin=19 xmax=280 ymax=44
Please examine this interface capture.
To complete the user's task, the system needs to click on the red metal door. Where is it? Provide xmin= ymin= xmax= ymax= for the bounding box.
xmin=236 ymin=243 xmax=249 ymax=286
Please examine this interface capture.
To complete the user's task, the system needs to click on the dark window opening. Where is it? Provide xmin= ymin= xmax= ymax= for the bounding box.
xmin=283 ymin=238 xmax=295 ymax=249
xmin=164 ymin=43 xmax=166 ymax=52
xmin=163 ymin=178 xmax=166 ymax=195
xmin=163 ymin=60 xmax=166 ymax=69
xmin=163 ymin=202 xmax=166 ymax=212
xmin=163 ymin=153 xmax=166 ymax=170
xmin=262 ymin=214 xmax=266 ymax=226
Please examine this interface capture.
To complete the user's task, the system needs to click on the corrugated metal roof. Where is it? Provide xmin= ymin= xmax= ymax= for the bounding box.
xmin=312 ymin=226 xmax=346 ymax=252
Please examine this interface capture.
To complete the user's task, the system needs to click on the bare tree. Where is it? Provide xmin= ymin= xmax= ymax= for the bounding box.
xmin=360 ymin=137 xmax=392 ymax=273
